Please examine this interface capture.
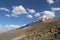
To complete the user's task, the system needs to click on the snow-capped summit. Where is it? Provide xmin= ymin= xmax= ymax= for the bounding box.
xmin=40 ymin=15 xmax=54 ymax=22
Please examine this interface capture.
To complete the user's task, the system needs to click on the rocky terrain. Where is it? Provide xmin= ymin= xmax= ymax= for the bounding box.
xmin=0 ymin=18 xmax=60 ymax=40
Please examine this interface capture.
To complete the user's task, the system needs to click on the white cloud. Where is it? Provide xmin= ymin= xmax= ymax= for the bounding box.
xmin=0 ymin=7 xmax=9 ymax=12
xmin=3 ymin=5 xmax=40 ymax=18
xmin=0 ymin=24 xmax=27 ymax=33
xmin=4 ymin=25 xmax=21 ymax=31
xmin=6 ymin=14 xmax=19 ymax=17
xmin=34 ymin=12 xmax=40 ymax=17
xmin=5 ymin=14 xmax=10 ymax=17
xmin=39 ymin=11 xmax=55 ymax=21
xmin=5 ymin=24 xmax=27 ymax=29
xmin=43 ymin=11 xmax=55 ymax=17
xmin=5 ymin=5 xmax=27 ymax=17
xmin=21 ymin=24 xmax=27 ymax=26
xmin=40 ymin=15 xmax=54 ymax=22
xmin=26 ymin=15 xmax=33 ymax=18
xmin=51 ymin=7 xmax=60 ymax=11
xmin=11 ymin=14 xmax=18 ymax=17
xmin=12 ymin=5 xmax=27 ymax=15
xmin=41 ymin=15 xmax=48 ymax=21
xmin=47 ymin=0 xmax=55 ymax=4
xmin=27 ymin=9 xmax=35 ymax=14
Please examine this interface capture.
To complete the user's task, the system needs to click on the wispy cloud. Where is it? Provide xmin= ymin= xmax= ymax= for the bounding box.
xmin=47 ymin=0 xmax=55 ymax=4
xmin=0 ymin=24 xmax=27 ymax=32
xmin=26 ymin=15 xmax=33 ymax=18
xmin=34 ymin=12 xmax=40 ymax=17
xmin=43 ymin=11 xmax=55 ymax=17
xmin=27 ymin=9 xmax=36 ymax=14
xmin=11 ymin=14 xmax=19 ymax=17
xmin=4 ymin=5 xmax=41 ymax=19
xmin=51 ymin=7 xmax=60 ymax=11
xmin=3 ymin=5 xmax=56 ymax=19
xmin=0 ymin=24 xmax=20 ymax=32
xmin=5 ymin=25 xmax=20 ymax=29
xmin=5 ymin=14 xmax=11 ymax=17
xmin=0 ymin=7 xmax=9 ymax=12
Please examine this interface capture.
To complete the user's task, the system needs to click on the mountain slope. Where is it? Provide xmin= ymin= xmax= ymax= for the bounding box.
xmin=0 ymin=18 xmax=60 ymax=40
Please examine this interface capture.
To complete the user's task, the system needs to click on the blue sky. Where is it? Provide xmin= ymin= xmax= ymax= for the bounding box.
xmin=0 ymin=0 xmax=60 ymax=32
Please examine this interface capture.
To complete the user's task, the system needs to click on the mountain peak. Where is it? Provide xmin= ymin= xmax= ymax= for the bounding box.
xmin=36 ymin=15 xmax=54 ymax=22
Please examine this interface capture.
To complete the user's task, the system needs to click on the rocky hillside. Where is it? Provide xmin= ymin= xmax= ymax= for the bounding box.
xmin=0 ymin=18 xmax=60 ymax=40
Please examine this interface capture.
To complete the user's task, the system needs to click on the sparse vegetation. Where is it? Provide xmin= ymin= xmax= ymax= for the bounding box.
xmin=19 ymin=18 xmax=60 ymax=40
xmin=0 ymin=18 xmax=60 ymax=40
